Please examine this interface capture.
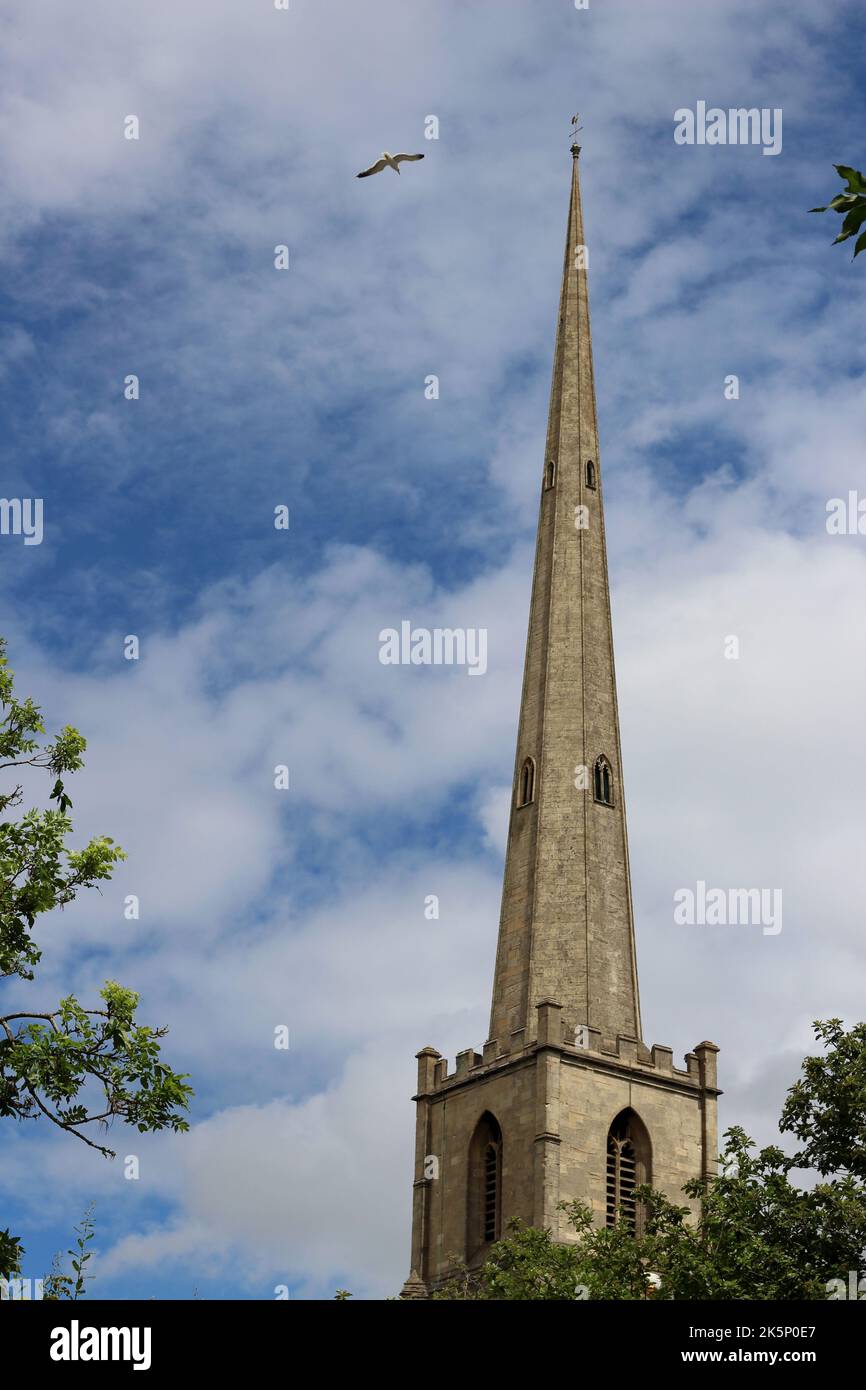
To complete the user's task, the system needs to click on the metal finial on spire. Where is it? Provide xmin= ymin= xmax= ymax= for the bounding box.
xmin=569 ymin=112 xmax=583 ymax=158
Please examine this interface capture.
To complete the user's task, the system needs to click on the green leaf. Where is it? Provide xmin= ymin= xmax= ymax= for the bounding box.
xmin=810 ymin=192 xmax=861 ymax=214
xmin=835 ymin=165 xmax=866 ymax=194
xmin=840 ymin=201 xmax=866 ymax=237
xmin=853 ymin=229 xmax=866 ymax=259
xmin=827 ymin=193 xmax=860 ymax=213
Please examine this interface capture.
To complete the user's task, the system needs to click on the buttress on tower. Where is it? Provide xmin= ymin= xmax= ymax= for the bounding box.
xmin=402 ymin=147 xmax=720 ymax=1296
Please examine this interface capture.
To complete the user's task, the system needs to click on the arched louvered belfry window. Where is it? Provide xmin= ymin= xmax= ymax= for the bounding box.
xmin=517 ymin=755 xmax=536 ymax=808
xmin=467 ymin=1112 xmax=503 ymax=1257
xmin=483 ymin=1142 xmax=499 ymax=1242
xmin=544 ymin=458 xmax=556 ymax=490
xmin=606 ymin=1109 xmax=651 ymax=1235
xmin=586 ymin=459 xmax=596 ymax=489
xmin=593 ymin=755 xmax=613 ymax=806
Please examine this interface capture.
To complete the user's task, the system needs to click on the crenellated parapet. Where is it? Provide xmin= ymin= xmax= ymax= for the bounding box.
xmin=415 ymin=1001 xmax=720 ymax=1098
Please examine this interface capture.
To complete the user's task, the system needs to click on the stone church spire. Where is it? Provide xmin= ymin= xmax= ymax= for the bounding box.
xmin=488 ymin=144 xmax=642 ymax=1047
xmin=401 ymin=147 xmax=718 ymax=1297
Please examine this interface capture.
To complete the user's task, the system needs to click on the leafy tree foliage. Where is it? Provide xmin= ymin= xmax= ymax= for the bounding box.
xmin=0 ymin=1226 xmax=22 ymax=1282
xmin=810 ymin=165 xmax=866 ymax=258
xmin=781 ymin=1018 xmax=866 ymax=1182
xmin=43 ymin=1204 xmax=97 ymax=1300
xmin=0 ymin=639 xmax=192 ymax=1278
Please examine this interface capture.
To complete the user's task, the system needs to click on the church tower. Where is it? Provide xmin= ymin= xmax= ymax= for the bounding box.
xmin=402 ymin=144 xmax=720 ymax=1296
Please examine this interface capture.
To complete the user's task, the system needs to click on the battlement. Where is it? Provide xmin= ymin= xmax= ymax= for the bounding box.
xmin=415 ymin=1000 xmax=720 ymax=1096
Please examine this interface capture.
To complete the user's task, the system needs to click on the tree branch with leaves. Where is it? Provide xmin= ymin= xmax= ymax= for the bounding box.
xmin=810 ymin=165 xmax=866 ymax=259
xmin=0 ymin=638 xmax=192 ymax=1279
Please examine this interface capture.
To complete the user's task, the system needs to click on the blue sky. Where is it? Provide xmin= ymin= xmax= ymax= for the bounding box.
xmin=1 ymin=0 xmax=865 ymax=1299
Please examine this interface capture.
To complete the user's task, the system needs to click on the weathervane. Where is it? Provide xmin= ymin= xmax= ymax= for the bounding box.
xmin=570 ymin=112 xmax=583 ymax=156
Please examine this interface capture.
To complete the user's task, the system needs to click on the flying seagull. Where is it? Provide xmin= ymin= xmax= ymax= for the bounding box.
xmin=357 ymin=151 xmax=425 ymax=179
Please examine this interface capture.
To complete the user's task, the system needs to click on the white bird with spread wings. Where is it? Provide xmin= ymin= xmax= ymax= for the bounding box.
xmin=356 ymin=151 xmax=425 ymax=179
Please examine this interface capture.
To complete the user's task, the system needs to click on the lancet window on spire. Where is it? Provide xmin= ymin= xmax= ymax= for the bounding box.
xmin=586 ymin=459 xmax=596 ymax=489
xmin=517 ymin=756 xmax=536 ymax=808
xmin=593 ymin=755 xmax=613 ymax=806
xmin=544 ymin=459 xmax=556 ymax=491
